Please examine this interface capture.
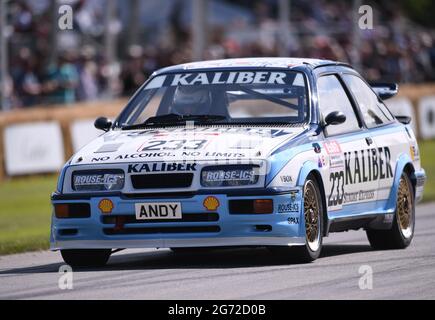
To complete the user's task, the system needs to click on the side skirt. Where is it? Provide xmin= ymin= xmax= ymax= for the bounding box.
xmin=326 ymin=199 xmax=395 ymax=233
xmin=328 ymin=213 xmax=393 ymax=233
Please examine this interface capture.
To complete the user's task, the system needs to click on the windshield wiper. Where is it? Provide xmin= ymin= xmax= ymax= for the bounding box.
xmin=122 ymin=113 xmax=226 ymax=130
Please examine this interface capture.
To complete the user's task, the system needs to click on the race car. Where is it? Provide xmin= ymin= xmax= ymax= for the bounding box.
xmin=50 ymin=57 xmax=426 ymax=267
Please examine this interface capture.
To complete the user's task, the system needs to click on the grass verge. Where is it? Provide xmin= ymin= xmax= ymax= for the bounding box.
xmin=418 ymin=140 xmax=434 ymax=202
xmin=0 ymin=175 xmax=56 ymax=255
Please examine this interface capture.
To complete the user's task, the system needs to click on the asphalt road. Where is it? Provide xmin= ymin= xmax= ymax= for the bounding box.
xmin=1 ymin=202 xmax=434 ymax=300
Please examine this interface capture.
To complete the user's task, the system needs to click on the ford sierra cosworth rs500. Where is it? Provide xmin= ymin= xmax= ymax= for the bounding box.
xmin=50 ymin=58 xmax=426 ymax=267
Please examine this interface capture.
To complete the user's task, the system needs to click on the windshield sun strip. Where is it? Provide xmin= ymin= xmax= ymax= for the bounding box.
xmin=116 ymin=70 xmax=309 ymax=129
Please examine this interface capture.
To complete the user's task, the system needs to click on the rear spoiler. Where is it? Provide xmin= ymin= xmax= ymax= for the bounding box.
xmin=370 ymin=82 xmax=398 ymax=100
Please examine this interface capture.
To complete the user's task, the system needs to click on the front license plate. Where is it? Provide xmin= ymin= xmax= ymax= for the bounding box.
xmin=135 ymin=202 xmax=182 ymax=220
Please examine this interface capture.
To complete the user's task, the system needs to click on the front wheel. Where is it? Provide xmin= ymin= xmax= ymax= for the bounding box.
xmin=60 ymin=249 xmax=112 ymax=268
xmin=270 ymin=175 xmax=323 ymax=263
xmin=366 ymin=172 xmax=415 ymax=250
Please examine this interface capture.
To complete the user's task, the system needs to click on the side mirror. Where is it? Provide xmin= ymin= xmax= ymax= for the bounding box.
xmin=324 ymin=111 xmax=346 ymax=126
xmin=395 ymin=115 xmax=411 ymax=125
xmin=94 ymin=117 xmax=112 ymax=131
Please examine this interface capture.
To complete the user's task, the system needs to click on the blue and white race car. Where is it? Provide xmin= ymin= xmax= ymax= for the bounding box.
xmin=51 ymin=58 xmax=426 ymax=267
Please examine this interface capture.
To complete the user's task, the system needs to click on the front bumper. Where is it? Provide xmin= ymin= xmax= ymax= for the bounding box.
xmin=50 ymin=190 xmax=305 ymax=250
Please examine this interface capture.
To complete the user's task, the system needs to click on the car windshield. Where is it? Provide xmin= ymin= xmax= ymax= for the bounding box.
xmin=116 ymin=70 xmax=308 ymax=128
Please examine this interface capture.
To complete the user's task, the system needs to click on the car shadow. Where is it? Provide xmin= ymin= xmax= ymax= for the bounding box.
xmin=0 ymin=244 xmax=373 ymax=275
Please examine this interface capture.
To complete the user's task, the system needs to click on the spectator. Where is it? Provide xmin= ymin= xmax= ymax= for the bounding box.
xmin=121 ymin=45 xmax=147 ymax=96
xmin=76 ymin=46 xmax=99 ymax=101
xmin=43 ymin=52 xmax=79 ymax=105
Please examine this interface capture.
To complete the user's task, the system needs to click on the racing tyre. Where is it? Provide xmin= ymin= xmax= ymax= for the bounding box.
xmin=60 ymin=249 xmax=112 ymax=268
xmin=270 ymin=175 xmax=323 ymax=263
xmin=366 ymin=172 xmax=415 ymax=250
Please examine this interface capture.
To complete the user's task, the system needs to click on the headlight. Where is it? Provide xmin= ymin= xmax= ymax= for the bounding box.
xmin=72 ymin=170 xmax=125 ymax=191
xmin=201 ymin=165 xmax=259 ymax=187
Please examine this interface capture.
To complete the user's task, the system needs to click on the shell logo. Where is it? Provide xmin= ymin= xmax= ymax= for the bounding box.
xmin=203 ymin=196 xmax=220 ymax=211
xmin=98 ymin=199 xmax=114 ymax=214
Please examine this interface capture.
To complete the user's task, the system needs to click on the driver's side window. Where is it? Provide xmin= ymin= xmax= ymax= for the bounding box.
xmin=342 ymin=74 xmax=393 ymax=128
xmin=317 ymin=75 xmax=360 ymax=136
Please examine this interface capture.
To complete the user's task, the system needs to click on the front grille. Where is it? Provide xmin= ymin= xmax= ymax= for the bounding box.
xmin=122 ymin=192 xmax=196 ymax=199
xmin=103 ymin=226 xmax=220 ymax=235
xmin=101 ymin=213 xmax=219 ymax=224
xmin=131 ymin=173 xmax=194 ymax=189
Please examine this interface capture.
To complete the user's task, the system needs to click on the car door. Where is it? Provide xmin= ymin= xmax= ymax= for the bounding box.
xmin=341 ymin=74 xmax=405 ymax=206
xmin=317 ymin=74 xmax=379 ymax=218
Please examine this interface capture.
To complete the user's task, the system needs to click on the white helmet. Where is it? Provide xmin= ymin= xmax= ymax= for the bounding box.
xmin=171 ymin=86 xmax=212 ymax=115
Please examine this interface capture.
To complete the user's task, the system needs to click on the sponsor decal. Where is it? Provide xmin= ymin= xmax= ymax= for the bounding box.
xmin=287 ymin=217 xmax=300 ymax=224
xmin=74 ymin=174 xmax=117 ymax=186
xmin=324 ymin=141 xmax=342 ymax=154
xmin=91 ymin=150 xmax=249 ymax=162
xmin=410 ymin=145 xmax=420 ymax=161
xmin=328 ymin=146 xmax=393 ymax=208
xmin=91 ymin=152 xmax=183 ymax=161
xmin=318 ymin=156 xmax=326 ymax=168
xmin=280 ymin=175 xmax=293 ymax=183
xmin=312 ymin=143 xmax=321 ymax=153
xmin=204 ymin=169 xmax=255 ymax=182
xmin=320 ymin=155 xmax=327 ymax=168
xmin=98 ymin=199 xmax=113 ymax=214
xmin=128 ymin=126 xmax=293 ymax=138
xmin=91 ymin=156 xmax=110 ymax=162
xmin=138 ymin=139 xmax=209 ymax=151
xmin=278 ymin=202 xmax=299 ymax=213
xmin=343 ymin=189 xmax=376 ymax=204
xmin=115 ymin=152 xmax=177 ymax=160
xmin=204 ymin=151 xmax=246 ymax=158
xmin=127 ymin=162 xmax=197 ymax=173
xmin=277 ymin=191 xmax=300 ymax=213
xmin=344 ymin=147 xmax=393 ymax=185
xmin=329 ymin=154 xmax=345 ymax=168
xmin=203 ymin=196 xmax=220 ymax=211
xmin=167 ymin=71 xmax=289 ymax=86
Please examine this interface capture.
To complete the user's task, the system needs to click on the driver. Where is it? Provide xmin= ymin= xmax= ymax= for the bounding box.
xmin=170 ymin=86 xmax=212 ymax=115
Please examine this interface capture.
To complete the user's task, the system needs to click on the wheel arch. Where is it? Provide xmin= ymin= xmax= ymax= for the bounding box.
xmin=386 ymin=153 xmax=415 ymax=211
xmin=297 ymin=161 xmax=329 ymax=236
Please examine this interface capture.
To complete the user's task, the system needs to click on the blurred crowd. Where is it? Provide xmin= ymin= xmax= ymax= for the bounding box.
xmin=2 ymin=0 xmax=435 ymax=109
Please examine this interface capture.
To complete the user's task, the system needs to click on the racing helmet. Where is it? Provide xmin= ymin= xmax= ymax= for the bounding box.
xmin=171 ymin=86 xmax=212 ymax=115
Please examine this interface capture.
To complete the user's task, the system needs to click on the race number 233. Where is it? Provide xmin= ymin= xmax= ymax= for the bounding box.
xmin=328 ymin=170 xmax=345 ymax=207
xmin=139 ymin=139 xmax=207 ymax=151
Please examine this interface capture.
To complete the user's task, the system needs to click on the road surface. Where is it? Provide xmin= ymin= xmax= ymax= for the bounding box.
xmin=0 ymin=202 xmax=434 ymax=299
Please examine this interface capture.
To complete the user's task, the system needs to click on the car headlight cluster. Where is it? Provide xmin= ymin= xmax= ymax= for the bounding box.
xmin=72 ymin=170 xmax=125 ymax=191
xmin=201 ymin=165 xmax=259 ymax=187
